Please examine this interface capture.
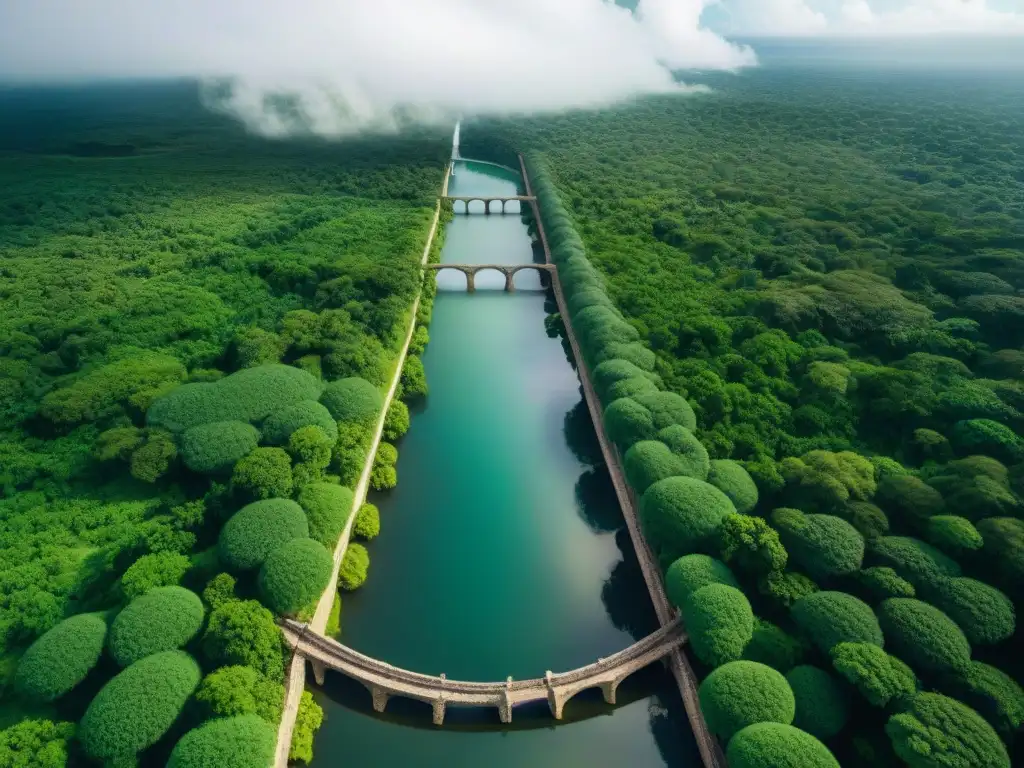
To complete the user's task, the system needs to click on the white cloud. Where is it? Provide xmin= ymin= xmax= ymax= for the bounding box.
xmin=0 ymin=0 xmax=756 ymax=137
xmin=717 ymin=0 xmax=1024 ymax=36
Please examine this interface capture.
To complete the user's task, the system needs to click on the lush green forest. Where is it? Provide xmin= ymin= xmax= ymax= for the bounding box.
xmin=0 ymin=81 xmax=447 ymax=765
xmin=467 ymin=64 xmax=1024 ymax=767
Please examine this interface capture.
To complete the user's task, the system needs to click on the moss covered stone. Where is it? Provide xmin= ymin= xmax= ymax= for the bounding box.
xmin=14 ymin=613 xmax=107 ymax=702
xmin=108 ymin=586 xmax=205 ymax=667
xmin=699 ymin=660 xmax=795 ymax=739
xmin=218 ymin=499 xmax=309 ymax=572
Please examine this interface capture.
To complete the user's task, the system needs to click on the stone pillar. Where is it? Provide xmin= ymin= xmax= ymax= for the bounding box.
xmin=309 ymin=660 xmax=326 ymax=686
xmin=484 ymin=200 xmax=491 ymax=215
xmin=370 ymin=686 xmax=389 ymax=714
xmin=504 ymin=270 xmax=514 ymax=292
xmin=600 ymin=679 xmax=619 ymax=706
xmin=465 ymin=270 xmax=475 ymax=293
xmin=432 ymin=696 xmax=446 ymax=726
xmin=545 ymin=671 xmax=564 ymax=719
xmin=501 ymin=200 xmax=507 ymax=214
xmin=498 ymin=691 xmax=514 ymax=724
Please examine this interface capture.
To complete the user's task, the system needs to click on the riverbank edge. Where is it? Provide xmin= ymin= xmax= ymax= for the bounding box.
xmin=273 ymin=162 xmax=452 ymax=767
xmin=517 ymin=153 xmax=727 ymax=768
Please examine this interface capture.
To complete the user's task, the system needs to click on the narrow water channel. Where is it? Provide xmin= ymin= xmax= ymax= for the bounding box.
xmin=308 ymin=160 xmax=700 ymax=767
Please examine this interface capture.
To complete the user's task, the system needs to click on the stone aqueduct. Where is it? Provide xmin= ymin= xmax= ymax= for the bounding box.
xmin=282 ymin=618 xmax=686 ymax=726
xmin=425 ymin=262 xmax=555 ymax=292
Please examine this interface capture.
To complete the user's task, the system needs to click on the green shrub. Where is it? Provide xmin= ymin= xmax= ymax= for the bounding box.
xmin=338 ymin=543 xmax=370 ymax=591
xmin=288 ymin=426 xmax=333 ymax=485
xmin=400 ymin=354 xmax=428 ymax=400
xmin=926 ymin=577 xmax=1015 ymax=646
xmin=742 ymin=619 xmax=805 ymax=673
xmin=167 ymin=714 xmax=276 ymax=768
xmin=0 ymin=719 xmax=75 ymax=767
xmin=877 ymin=598 xmax=971 ymax=674
xmin=772 ymin=508 xmax=864 ymax=581
xmin=886 ymin=693 xmax=1009 ymax=768
xmin=566 ymin=287 xmax=613 ymax=317
xmin=593 ymin=359 xmax=659 ymax=402
xmin=181 ymin=421 xmax=259 ymax=474
xmin=759 ymin=571 xmax=819 ymax=610
xmin=910 ymin=428 xmax=954 ymax=464
xmin=259 ymin=538 xmax=333 ymax=616
xmin=382 ymin=399 xmax=410 ymax=441
xmin=261 ymin=400 xmax=338 ymax=445
xmin=231 ymin=447 xmax=293 ymax=501
xmin=942 ymin=661 xmax=1024 ymax=738
xmin=875 ymin=474 xmax=945 ymax=525
xmin=786 ymin=665 xmax=848 ymax=739
xmin=664 ymin=555 xmax=739 ymax=610
xmin=791 ymin=591 xmax=883 ymax=653
xmin=699 ymin=661 xmax=795 ymax=739
xmin=851 ymin=566 xmax=916 ymax=601
xmin=353 ymin=502 xmax=380 ymax=540
xmin=79 ymin=650 xmax=201 ymax=764
xmin=706 ymin=460 xmax=758 ymax=514
xmin=925 ymin=515 xmax=983 ymax=557
xmin=727 ymin=722 xmax=840 ymax=768
xmin=867 ymin=535 xmax=961 ymax=592
xmin=370 ymin=441 xmax=398 ymax=490
xmin=682 ymin=583 xmax=754 ymax=668
xmin=14 ymin=613 xmax=107 ymax=702
xmin=290 ymin=690 xmax=324 ymax=764
xmin=656 ymin=425 xmax=710 ymax=479
xmin=202 ymin=600 xmax=284 ymax=680
xmin=951 ymin=419 xmax=1023 ymax=463
xmin=202 ymin=573 xmax=237 ymax=610
xmin=41 ymin=352 xmax=186 ymax=426
xmin=604 ymin=397 xmax=655 ymax=450
xmin=218 ymin=499 xmax=309 ymax=572
xmin=633 ymin=391 xmax=697 ymax=431
xmin=108 ymin=586 xmax=205 ymax=667
xmin=121 ymin=551 xmax=191 ymax=599
xmin=320 ymin=377 xmax=382 ymax=425
xmin=148 ymin=365 xmax=321 ymax=433
xmin=595 ymin=341 xmax=656 ymax=371
xmin=780 ymin=450 xmax=876 ymax=512
xmin=195 ymin=665 xmax=282 ymax=722
xmin=623 ymin=441 xmax=687 ymax=494
xmin=831 ymin=641 xmax=917 ymax=708
xmin=839 ymin=501 xmax=890 ymax=540
xmin=976 ymin=517 xmax=1024 ymax=597
xmin=606 ymin=376 xmax=659 ymax=401
xmin=718 ymin=513 xmax=788 ymax=577
xmin=298 ymin=483 xmax=354 ymax=547
xmin=640 ymin=476 xmax=735 ymax=561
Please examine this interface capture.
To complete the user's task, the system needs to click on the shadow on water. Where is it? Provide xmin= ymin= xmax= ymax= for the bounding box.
xmin=563 ymin=398 xmax=604 ymax=468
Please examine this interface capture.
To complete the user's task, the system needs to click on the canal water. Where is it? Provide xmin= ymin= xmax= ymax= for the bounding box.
xmin=308 ymin=160 xmax=699 ymax=767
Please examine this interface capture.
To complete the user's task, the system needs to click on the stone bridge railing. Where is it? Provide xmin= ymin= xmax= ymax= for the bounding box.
xmin=425 ymin=262 xmax=554 ymax=292
xmin=444 ymin=195 xmax=536 ymax=214
xmin=281 ymin=617 xmax=685 ymax=725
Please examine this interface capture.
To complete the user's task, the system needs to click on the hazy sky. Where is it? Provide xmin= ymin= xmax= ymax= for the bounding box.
xmin=1 ymin=1 xmax=1021 ymax=136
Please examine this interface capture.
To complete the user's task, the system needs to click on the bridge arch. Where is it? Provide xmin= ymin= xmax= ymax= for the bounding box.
xmin=282 ymin=617 xmax=685 ymax=726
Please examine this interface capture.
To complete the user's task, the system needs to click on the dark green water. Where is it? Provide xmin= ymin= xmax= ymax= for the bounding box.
xmin=308 ymin=161 xmax=699 ymax=767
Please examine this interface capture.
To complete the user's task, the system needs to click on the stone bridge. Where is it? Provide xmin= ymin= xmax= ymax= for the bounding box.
xmin=281 ymin=617 xmax=685 ymax=726
xmin=444 ymin=195 xmax=536 ymax=214
xmin=426 ymin=262 xmax=555 ymax=292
